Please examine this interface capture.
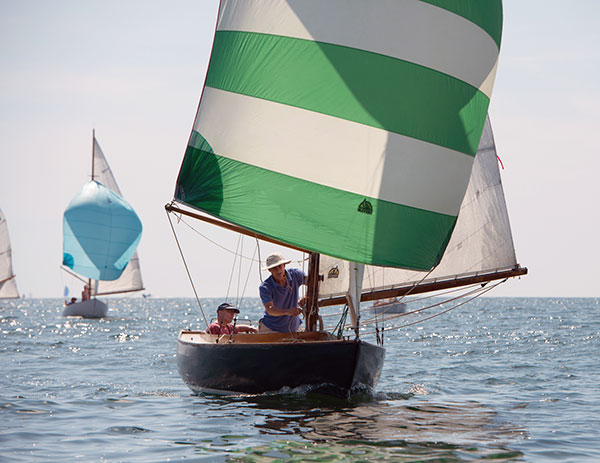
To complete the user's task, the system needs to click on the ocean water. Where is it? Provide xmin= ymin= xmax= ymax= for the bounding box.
xmin=1 ymin=297 xmax=599 ymax=462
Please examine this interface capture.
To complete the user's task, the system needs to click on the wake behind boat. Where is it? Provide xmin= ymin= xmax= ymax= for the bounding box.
xmin=166 ymin=1 xmax=526 ymax=396
xmin=61 ymin=131 xmax=144 ymax=318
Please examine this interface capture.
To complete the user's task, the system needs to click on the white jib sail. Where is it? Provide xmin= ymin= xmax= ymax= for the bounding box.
xmin=319 ymin=115 xmax=518 ymax=298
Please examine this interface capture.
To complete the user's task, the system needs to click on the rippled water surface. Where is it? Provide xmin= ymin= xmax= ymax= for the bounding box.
xmin=1 ymin=297 xmax=599 ymax=462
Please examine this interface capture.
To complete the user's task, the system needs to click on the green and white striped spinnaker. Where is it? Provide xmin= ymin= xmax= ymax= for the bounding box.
xmin=175 ymin=0 xmax=503 ymax=270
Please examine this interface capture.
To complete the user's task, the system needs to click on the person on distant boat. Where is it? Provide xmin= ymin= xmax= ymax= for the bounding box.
xmin=81 ymin=284 xmax=90 ymax=301
xmin=206 ymin=302 xmax=257 ymax=335
xmin=258 ymin=253 xmax=306 ymax=333
xmin=65 ymin=297 xmax=77 ymax=306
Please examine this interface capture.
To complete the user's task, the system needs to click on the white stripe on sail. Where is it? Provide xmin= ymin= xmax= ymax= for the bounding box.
xmin=196 ymin=88 xmax=475 ymax=216
xmin=217 ymin=0 xmax=499 ymax=97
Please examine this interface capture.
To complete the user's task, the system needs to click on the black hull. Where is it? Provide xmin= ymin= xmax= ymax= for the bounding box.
xmin=176 ymin=333 xmax=385 ymax=395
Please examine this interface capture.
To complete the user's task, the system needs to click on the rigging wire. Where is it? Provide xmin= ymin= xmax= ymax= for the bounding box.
xmin=237 ymin=242 xmax=259 ymax=309
xmin=225 ymin=234 xmax=242 ymax=302
xmin=166 ymin=207 xmax=209 ymax=329
xmin=358 ymin=283 xmax=487 ymax=328
xmin=178 ymin=215 xmax=260 ymax=263
xmin=358 ymin=282 xmax=487 ymax=326
xmin=354 ymin=280 xmax=504 ymax=336
xmin=237 ymin=236 xmax=244 ymax=304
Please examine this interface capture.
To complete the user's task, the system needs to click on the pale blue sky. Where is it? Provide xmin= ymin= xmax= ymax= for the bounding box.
xmin=1 ymin=1 xmax=598 ymax=297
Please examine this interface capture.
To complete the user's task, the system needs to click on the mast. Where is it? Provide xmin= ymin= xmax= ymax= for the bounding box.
xmin=91 ymin=129 xmax=95 ymax=180
xmin=304 ymin=252 xmax=321 ymax=332
xmin=90 ymin=129 xmax=95 ymax=296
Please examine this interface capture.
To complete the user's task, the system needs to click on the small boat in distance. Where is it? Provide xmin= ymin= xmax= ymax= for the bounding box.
xmin=62 ymin=131 xmax=143 ymax=318
xmin=371 ymin=298 xmax=407 ymax=315
xmin=0 ymin=208 xmax=19 ymax=299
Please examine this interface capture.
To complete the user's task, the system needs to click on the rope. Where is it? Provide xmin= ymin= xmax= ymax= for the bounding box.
xmin=178 ymin=216 xmax=260 ymax=263
xmin=359 ymin=282 xmax=485 ymax=326
xmin=333 ymin=304 xmax=349 ymax=339
xmin=166 ymin=207 xmax=209 ymax=329
xmin=389 ymin=280 xmax=502 ymax=330
xmin=357 ymin=280 xmax=504 ymax=336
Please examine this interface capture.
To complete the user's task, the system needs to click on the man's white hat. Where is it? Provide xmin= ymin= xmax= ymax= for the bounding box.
xmin=262 ymin=252 xmax=292 ymax=271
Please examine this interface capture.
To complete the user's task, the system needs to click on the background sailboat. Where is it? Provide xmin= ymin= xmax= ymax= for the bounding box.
xmin=166 ymin=0 xmax=525 ymax=395
xmin=0 ymin=208 xmax=19 ymax=299
xmin=62 ymin=133 xmax=143 ymax=318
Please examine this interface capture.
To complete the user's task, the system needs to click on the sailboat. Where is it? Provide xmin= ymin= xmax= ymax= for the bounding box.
xmin=0 ymin=208 xmax=19 ymax=299
xmin=166 ymin=1 xmax=526 ymax=395
xmin=62 ymin=132 xmax=144 ymax=318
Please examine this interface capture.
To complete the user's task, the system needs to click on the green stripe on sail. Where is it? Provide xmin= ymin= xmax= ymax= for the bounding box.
xmin=420 ymin=0 xmax=503 ymax=49
xmin=206 ymin=31 xmax=490 ymax=157
xmin=175 ymin=133 xmax=457 ymax=270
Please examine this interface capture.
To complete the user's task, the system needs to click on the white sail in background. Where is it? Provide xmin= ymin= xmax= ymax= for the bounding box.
xmin=319 ymin=116 xmax=518 ymax=299
xmin=0 ymin=208 xmax=19 ymax=299
xmin=91 ymin=137 xmax=144 ymax=296
xmin=96 ymin=253 xmax=143 ymax=295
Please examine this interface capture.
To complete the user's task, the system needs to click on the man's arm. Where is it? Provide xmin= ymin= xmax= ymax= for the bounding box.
xmin=263 ymin=301 xmax=302 ymax=317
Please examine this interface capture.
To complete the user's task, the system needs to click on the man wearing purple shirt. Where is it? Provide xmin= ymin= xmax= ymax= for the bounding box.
xmin=258 ymin=253 xmax=306 ymax=333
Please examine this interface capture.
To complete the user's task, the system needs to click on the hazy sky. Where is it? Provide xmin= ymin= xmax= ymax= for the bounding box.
xmin=1 ymin=1 xmax=598 ymax=298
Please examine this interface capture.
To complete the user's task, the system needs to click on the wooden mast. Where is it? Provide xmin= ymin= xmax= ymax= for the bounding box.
xmin=304 ymin=252 xmax=321 ymax=332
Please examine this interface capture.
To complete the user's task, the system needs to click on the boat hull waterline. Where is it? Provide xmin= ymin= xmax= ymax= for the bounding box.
xmin=176 ymin=331 xmax=385 ymax=395
xmin=62 ymin=299 xmax=108 ymax=318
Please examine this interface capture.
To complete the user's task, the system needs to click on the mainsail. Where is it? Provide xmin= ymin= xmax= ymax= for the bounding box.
xmin=91 ymin=138 xmax=144 ymax=295
xmin=0 ymin=208 xmax=19 ymax=299
xmin=319 ymin=116 xmax=521 ymax=302
xmin=175 ymin=0 xmax=503 ymax=271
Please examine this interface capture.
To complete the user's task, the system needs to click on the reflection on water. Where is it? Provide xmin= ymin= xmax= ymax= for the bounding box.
xmin=193 ymin=391 xmax=526 ymax=462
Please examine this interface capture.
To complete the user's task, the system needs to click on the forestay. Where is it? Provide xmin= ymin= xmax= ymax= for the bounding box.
xmin=0 ymin=208 xmax=19 ymax=299
xmin=319 ymin=116 xmax=518 ymax=299
xmin=174 ymin=0 xmax=503 ymax=271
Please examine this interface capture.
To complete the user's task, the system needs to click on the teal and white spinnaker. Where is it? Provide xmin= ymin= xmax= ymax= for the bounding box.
xmin=175 ymin=0 xmax=503 ymax=270
xmin=63 ymin=181 xmax=142 ymax=281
